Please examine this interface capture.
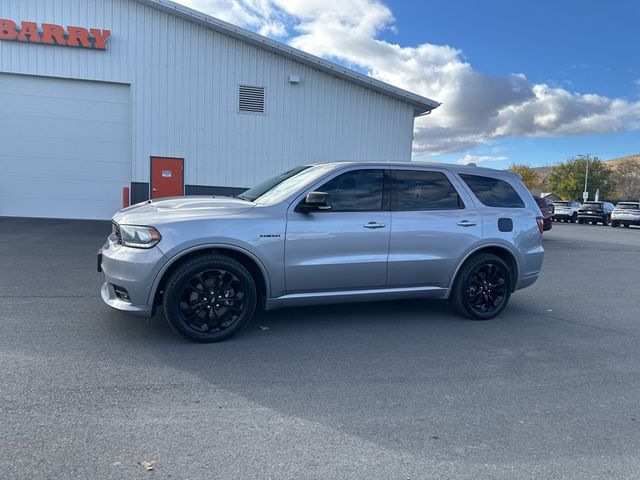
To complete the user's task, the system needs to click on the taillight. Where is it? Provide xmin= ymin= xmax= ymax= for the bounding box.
xmin=536 ymin=216 xmax=544 ymax=234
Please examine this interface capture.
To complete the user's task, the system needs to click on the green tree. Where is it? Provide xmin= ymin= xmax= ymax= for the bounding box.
xmin=508 ymin=163 xmax=540 ymax=190
xmin=548 ymin=155 xmax=614 ymax=201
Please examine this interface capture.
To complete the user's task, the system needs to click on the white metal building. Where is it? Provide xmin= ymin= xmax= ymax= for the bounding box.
xmin=0 ymin=0 xmax=439 ymax=220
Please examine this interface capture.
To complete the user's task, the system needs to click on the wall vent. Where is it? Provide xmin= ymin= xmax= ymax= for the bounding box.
xmin=238 ymin=85 xmax=265 ymax=113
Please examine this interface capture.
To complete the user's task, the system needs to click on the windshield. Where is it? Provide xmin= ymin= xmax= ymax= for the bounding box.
xmin=616 ymin=203 xmax=640 ymax=210
xmin=238 ymin=164 xmax=338 ymax=204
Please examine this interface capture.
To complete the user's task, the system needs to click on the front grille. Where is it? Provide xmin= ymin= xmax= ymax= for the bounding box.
xmin=112 ymin=221 xmax=122 ymax=244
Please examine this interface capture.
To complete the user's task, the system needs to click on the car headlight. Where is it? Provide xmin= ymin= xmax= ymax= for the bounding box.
xmin=119 ymin=225 xmax=162 ymax=249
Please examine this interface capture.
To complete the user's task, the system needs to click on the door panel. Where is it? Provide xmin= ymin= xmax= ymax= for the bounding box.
xmin=284 ymin=168 xmax=390 ymax=293
xmin=387 ymin=209 xmax=482 ymax=287
xmin=151 ymin=157 xmax=183 ymax=198
xmin=387 ymin=169 xmax=482 ymax=288
xmin=285 ymin=210 xmax=391 ymax=293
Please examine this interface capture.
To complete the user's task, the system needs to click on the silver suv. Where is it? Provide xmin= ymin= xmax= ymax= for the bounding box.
xmin=611 ymin=202 xmax=640 ymax=228
xmin=98 ymin=162 xmax=544 ymax=342
xmin=552 ymin=200 xmax=581 ymax=223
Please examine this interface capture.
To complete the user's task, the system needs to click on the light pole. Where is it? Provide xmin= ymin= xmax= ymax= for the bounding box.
xmin=577 ymin=154 xmax=590 ymax=201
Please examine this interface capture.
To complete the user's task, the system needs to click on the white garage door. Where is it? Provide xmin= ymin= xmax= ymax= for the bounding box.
xmin=0 ymin=74 xmax=131 ymax=220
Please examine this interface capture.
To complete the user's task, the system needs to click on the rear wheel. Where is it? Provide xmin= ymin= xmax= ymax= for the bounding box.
xmin=611 ymin=221 xmax=618 ymax=228
xmin=450 ymin=253 xmax=512 ymax=320
xmin=602 ymin=216 xmax=609 ymax=226
xmin=624 ymin=224 xmax=630 ymax=228
xmin=571 ymin=213 xmax=577 ymax=223
xmin=163 ymin=255 xmax=257 ymax=343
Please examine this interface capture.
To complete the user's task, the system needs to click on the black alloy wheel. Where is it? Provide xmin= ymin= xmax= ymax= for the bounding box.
xmin=163 ymin=255 xmax=257 ymax=342
xmin=450 ymin=253 xmax=512 ymax=320
xmin=571 ymin=213 xmax=578 ymax=223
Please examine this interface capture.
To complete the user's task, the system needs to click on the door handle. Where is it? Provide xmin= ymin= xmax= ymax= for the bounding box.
xmin=363 ymin=222 xmax=386 ymax=229
xmin=457 ymin=220 xmax=477 ymax=227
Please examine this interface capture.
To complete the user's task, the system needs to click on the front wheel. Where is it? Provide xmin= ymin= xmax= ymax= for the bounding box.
xmin=611 ymin=221 xmax=618 ymax=228
xmin=571 ymin=213 xmax=577 ymax=223
xmin=163 ymin=255 xmax=257 ymax=343
xmin=602 ymin=217 xmax=609 ymax=226
xmin=450 ymin=253 xmax=513 ymax=320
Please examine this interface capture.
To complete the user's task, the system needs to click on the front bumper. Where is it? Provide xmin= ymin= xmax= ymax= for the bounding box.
xmin=98 ymin=236 xmax=167 ymax=317
xmin=101 ymin=282 xmax=153 ymax=317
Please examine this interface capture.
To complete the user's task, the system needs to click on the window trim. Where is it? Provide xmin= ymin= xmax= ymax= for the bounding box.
xmin=389 ymin=169 xmax=466 ymax=212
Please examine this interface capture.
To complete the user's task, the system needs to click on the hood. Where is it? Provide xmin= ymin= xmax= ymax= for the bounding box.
xmin=113 ymin=196 xmax=255 ymax=225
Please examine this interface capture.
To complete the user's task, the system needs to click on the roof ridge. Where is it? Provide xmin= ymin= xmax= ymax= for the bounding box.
xmin=132 ymin=0 xmax=440 ymax=116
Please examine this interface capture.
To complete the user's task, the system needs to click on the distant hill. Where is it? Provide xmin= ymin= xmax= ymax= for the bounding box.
xmin=604 ymin=154 xmax=640 ymax=166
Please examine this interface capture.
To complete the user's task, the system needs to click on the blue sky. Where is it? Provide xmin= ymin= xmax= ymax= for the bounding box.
xmin=182 ymin=0 xmax=640 ymax=167
xmin=385 ymin=0 xmax=640 ymax=166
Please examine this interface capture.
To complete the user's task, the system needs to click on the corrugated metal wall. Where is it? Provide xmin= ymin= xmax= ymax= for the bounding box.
xmin=0 ymin=0 xmax=416 ymax=188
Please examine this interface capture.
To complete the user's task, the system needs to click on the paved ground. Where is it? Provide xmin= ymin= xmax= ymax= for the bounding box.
xmin=1 ymin=217 xmax=639 ymax=479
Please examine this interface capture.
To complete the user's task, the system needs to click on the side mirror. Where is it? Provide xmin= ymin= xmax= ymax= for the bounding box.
xmin=297 ymin=191 xmax=332 ymax=213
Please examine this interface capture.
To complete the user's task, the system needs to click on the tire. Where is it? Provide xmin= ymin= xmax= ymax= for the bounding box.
xmin=611 ymin=221 xmax=618 ymax=228
xmin=624 ymin=224 xmax=630 ymax=228
xmin=450 ymin=253 xmax=513 ymax=320
xmin=163 ymin=254 xmax=257 ymax=343
xmin=602 ymin=217 xmax=609 ymax=226
xmin=571 ymin=213 xmax=577 ymax=223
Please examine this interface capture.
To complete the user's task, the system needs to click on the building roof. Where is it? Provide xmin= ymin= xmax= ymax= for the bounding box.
xmin=134 ymin=0 xmax=441 ymax=116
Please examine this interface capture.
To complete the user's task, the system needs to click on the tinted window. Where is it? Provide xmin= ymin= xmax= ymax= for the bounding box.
xmin=391 ymin=170 xmax=463 ymax=210
xmin=581 ymin=202 xmax=603 ymax=210
xmin=616 ymin=203 xmax=640 ymax=210
xmin=317 ymin=169 xmax=383 ymax=212
xmin=459 ymin=174 xmax=525 ymax=208
xmin=554 ymin=202 xmax=569 ymax=207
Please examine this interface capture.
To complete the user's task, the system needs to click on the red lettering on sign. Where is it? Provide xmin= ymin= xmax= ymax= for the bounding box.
xmin=90 ymin=28 xmax=110 ymax=50
xmin=67 ymin=26 xmax=91 ymax=48
xmin=0 ymin=20 xmax=109 ymax=50
xmin=0 ymin=19 xmax=18 ymax=40
xmin=17 ymin=21 xmax=41 ymax=43
xmin=41 ymin=23 xmax=67 ymax=45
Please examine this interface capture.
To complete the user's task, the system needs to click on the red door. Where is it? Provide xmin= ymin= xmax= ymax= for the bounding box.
xmin=151 ymin=157 xmax=184 ymax=199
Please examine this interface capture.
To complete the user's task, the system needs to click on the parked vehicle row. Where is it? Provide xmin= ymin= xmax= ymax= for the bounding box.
xmin=551 ymin=200 xmax=640 ymax=228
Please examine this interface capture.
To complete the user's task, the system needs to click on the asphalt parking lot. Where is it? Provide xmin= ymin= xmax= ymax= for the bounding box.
xmin=1 ymin=218 xmax=639 ymax=479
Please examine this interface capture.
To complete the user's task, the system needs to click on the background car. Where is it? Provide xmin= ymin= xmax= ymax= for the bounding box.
xmin=552 ymin=200 xmax=581 ymax=223
xmin=611 ymin=202 xmax=640 ymax=228
xmin=533 ymin=196 xmax=553 ymax=231
xmin=577 ymin=201 xmax=614 ymax=225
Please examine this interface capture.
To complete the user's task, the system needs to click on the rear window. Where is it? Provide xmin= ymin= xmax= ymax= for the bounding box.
xmin=459 ymin=174 xmax=525 ymax=208
xmin=391 ymin=170 xmax=464 ymax=211
xmin=616 ymin=203 xmax=640 ymax=210
xmin=554 ymin=202 xmax=569 ymax=207
xmin=581 ymin=203 xmax=603 ymax=209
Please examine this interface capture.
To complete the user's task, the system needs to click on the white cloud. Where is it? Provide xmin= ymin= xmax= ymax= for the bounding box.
xmin=175 ymin=0 xmax=640 ymax=155
xmin=456 ymin=154 xmax=509 ymax=165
